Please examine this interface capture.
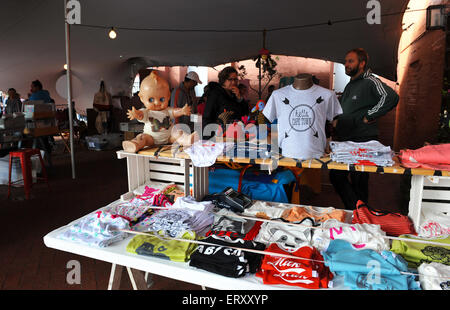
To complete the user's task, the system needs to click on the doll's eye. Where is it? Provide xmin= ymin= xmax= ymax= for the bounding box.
xmin=149 ymin=97 xmax=155 ymax=103
xmin=160 ymin=97 xmax=165 ymax=102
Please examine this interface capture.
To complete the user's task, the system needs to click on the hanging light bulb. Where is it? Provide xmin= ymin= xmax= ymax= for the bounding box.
xmin=64 ymin=64 xmax=68 ymax=70
xmin=108 ymin=27 xmax=117 ymax=39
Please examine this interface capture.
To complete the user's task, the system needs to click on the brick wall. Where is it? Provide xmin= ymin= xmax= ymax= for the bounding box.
xmin=393 ymin=0 xmax=447 ymax=151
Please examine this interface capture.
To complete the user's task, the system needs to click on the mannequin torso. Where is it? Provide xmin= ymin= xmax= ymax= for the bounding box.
xmin=293 ymin=74 xmax=314 ymax=90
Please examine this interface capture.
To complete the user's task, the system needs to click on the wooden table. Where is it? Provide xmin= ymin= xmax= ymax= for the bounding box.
xmin=132 ymin=144 xmax=450 ymax=231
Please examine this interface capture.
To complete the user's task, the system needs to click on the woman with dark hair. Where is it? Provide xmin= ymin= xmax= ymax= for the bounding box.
xmin=202 ymin=66 xmax=248 ymax=138
xmin=5 ymin=88 xmax=22 ymax=114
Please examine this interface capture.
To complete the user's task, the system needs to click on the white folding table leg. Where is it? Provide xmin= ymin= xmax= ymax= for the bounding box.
xmin=408 ymin=175 xmax=425 ymax=232
xmin=126 ymin=267 xmax=150 ymax=290
xmin=108 ymin=264 xmax=124 ymax=290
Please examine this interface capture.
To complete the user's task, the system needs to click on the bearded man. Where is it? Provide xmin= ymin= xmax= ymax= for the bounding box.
xmin=329 ymin=48 xmax=399 ymax=210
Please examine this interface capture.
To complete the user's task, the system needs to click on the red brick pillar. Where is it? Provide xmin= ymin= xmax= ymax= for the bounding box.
xmin=394 ymin=30 xmax=446 ymax=151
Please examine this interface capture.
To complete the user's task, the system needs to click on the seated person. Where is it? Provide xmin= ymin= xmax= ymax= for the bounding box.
xmin=28 ymin=80 xmax=53 ymax=103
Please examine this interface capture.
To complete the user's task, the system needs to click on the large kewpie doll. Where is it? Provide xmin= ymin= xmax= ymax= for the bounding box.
xmin=122 ymin=71 xmax=198 ymax=153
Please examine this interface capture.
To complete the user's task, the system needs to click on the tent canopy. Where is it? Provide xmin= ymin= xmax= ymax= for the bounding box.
xmin=0 ymin=0 xmax=408 ymax=112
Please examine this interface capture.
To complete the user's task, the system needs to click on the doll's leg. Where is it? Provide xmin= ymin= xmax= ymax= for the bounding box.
xmin=122 ymin=133 xmax=154 ymax=153
xmin=170 ymin=130 xmax=199 ymax=146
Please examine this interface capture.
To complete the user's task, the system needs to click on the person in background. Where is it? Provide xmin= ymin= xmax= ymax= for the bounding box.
xmin=28 ymin=80 xmax=53 ymax=103
xmin=5 ymin=88 xmax=22 ymax=114
xmin=203 ymin=66 xmax=246 ymax=138
xmin=170 ymin=71 xmax=202 ymax=132
xmin=265 ymin=85 xmax=275 ymax=103
xmin=93 ymin=80 xmax=112 ymax=134
xmin=330 ymin=48 xmax=399 ymax=210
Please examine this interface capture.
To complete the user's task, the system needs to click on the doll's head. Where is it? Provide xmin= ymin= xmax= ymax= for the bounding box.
xmin=138 ymin=71 xmax=170 ymax=111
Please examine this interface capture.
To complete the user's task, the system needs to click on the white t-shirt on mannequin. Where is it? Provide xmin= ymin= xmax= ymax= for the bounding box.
xmin=263 ymin=84 xmax=342 ymax=159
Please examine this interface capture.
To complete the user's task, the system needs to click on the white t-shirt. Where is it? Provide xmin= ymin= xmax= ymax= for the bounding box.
xmin=263 ymin=84 xmax=342 ymax=159
xmin=140 ymin=108 xmax=175 ymax=145
xmin=184 ymin=140 xmax=234 ymax=167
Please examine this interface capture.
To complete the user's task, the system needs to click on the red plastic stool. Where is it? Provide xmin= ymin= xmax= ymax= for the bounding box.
xmin=8 ymin=148 xmax=50 ymax=199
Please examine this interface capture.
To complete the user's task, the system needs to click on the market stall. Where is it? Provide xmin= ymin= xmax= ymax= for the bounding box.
xmin=43 ymin=142 xmax=450 ymax=291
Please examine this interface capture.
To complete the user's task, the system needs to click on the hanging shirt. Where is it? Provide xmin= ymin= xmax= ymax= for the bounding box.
xmin=184 ymin=140 xmax=233 ymax=167
xmin=263 ymin=84 xmax=342 ymax=159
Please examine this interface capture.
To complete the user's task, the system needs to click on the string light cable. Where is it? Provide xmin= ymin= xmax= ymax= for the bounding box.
xmin=71 ymin=7 xmax=434 ymax=35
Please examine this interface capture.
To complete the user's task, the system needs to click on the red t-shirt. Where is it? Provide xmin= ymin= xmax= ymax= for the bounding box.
xmin=256 ymin=243 xmax=333 ymax=289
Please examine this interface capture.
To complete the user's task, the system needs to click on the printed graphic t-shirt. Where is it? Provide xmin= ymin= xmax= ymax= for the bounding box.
xmin=263 ymin=84 xmax=342 ymax=159
xmin=140 ymin=108 xmax=175 ymax=144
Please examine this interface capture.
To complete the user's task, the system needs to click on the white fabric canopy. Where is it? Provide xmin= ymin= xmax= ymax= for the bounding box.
xmin=0 ymin=0 xmax=408 ymax=113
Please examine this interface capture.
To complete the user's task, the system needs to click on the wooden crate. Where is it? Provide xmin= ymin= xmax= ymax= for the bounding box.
xmin=408 ymin=175 xmax=450 ymax=231
xmin=116 ymin=150 xmax=208 ymax=201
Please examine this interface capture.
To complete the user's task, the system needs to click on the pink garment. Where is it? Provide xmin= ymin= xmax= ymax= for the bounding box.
xmin=398 ymin=144 xmax=450 ymax=171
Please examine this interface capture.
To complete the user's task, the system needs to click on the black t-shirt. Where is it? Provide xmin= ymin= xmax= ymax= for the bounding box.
xmin=189 ymin=235 xmax=266 ymax=277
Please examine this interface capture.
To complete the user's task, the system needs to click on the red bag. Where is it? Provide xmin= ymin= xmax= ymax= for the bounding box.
xmin=352 ymin=200 xmax=416 ymax=237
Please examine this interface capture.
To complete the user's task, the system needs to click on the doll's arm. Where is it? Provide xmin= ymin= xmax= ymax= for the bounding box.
xmin=127 ymin=106 xmax=144 ymax=121
xmin=172 ymin=104 xmax=191 ymax=118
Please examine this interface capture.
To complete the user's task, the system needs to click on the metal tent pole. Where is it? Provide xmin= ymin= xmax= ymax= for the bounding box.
xmin=64 ymin=0 xmax=76 ymax=179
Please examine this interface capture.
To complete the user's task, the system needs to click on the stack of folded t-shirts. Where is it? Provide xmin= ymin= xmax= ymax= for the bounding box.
xmin=58 ymin=210 xmax=130 ymax=247
xmin=242 ymin=201 xmax=290 ymax=220
xmin=398 ymin=143 xmax=450 ymax=171
xmin=126 ymin=230 xmax=197 ymax=262
xmin=230 ymin=141 xmax=272 ymax=159
xmin=104 ymin=199 xmax=153 ymax=223
xmin=254 ymin=219 xmax=314 ymax=246
xmin=281 ymin=205 xmax=348 ymax=226
xmin=205 ymin=208 xmax=262 ymax=240
xmin=189 ymin=235 xmax=266 ymax=278
xmin=311 ymin=219 xmax=390 ymax=252
xmin=132 ymin=196 xmax=215 ymax=236
xmin=330 ymin=140 xmax=394 ymax=166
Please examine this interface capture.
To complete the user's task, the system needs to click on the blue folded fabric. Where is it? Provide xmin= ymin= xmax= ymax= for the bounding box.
xmin=322 ymin=239 xmax=420 ymax=290
xmin=208 ymin=168 xmax=295 ymax=203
